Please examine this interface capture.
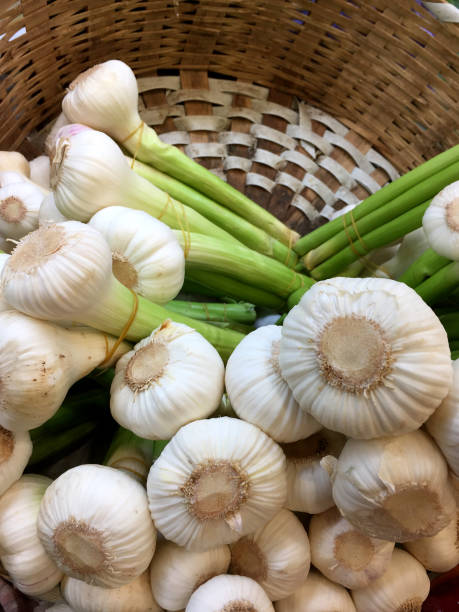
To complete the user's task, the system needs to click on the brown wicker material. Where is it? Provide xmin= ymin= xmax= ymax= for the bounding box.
xmin=1 ymin=0 xmax=458 ymax=231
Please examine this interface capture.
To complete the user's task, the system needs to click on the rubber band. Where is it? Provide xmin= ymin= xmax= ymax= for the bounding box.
xmin=223 ymin=302 xmax=228 ymax=322
xmin=342 ymin=213 xmax=368 ymax=258
xmin=202 ymin=302 xmax=211 ymax=321
xmin=342 ymin=211 xmax=392 ymax=278
xmin=173 ymin=199 xmax=191 ymax=259
xmin=157 ymin=194 xmax=172 ymax=221
xmin=100 ymin=288 xmax=139 ymax=367
xmin=285 ymin=270 xmax=302 ymax=293
xmin=284 ymin=232 xmax=294 ymax=267
xmin=119 ymin=122 xmax=145 ymax=169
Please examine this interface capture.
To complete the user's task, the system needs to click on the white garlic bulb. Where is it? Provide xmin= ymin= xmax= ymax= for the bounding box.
xmin=37 ymin=464 xmax=156 ymax=588
xmin=280 ymin=277 xmax=452 ymax=439
xmin=111 ymin=320 xmax=224 ymax=440
xmin=150 ymin=541 xmax=230 ymax=610
xmin=309 ymin=506 xmax=394 ymax=589
xmin=0 ymin=181 xmax=43 ymax=241
xmin=282 ymin=429 xmax=346 ymax=514
xmin=225 ymin=325 xmax=321 ymax=442
xmin=328 ymin=429 xmax=456 ymax=542
xmin=29 ymin=155 xmax=50 ymax=189
xmin=147 ymin=417 xmax=287 ymax=551
xmin=38 ymin=192 xmax=68 ymax=226
xmin=0 ymin=426 xmax=32 ymax=495
xmin=0 ymin=151 xmax=30 ymax=177
xmin=186 ymin=574 xmax=274 ymax=611
xmin=423 ymin=180 xmax=459 ymax=259
xmin=274 ymin=569 xmax=356 ymax=612
xmin=229 ymin=508 xmax=310 ymax=601
xmin=351 ymin=548 xmax=430 ymax=612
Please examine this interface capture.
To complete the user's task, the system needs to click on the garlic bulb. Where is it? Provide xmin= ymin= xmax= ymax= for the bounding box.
xmin=0 ymin=310 xmax=129 ymax=431
xmin=61 ymin=571 xmax=161 ymax=612
xmin=0 ymin=475 xmax=62 ymax=596
xmin=147 ymin=417 xmax=287 ymax=551
xmin=282 ymin=429 xmax=346 ymax=514
xmin=229 ymin=508 xmax=310 ymax=601
xmin=105 ymin=428 xmax=154 ymax=486
xmin=37 ymin=464 xmax=156 ymax=588
xmin=425 ymin=358 xmax=459 ymax=476
xmin=328 ymin=429 xmax=456 ymax=542
xmin=0 ymin=151 xmax=30 ymax=177
xmin=275 ymin=569 xmax=356 ymax=612
xmin=0 ymin=181 xmax=43 ymax=240
xmin=88 ymin=206 xmax=184 ymax=304
xmin=351 ymin=548 xmax=430 ymax=612
xmin=0 ymin=253 xmax=11 ymax=310
xmin=0 ymin=426 xmax=32 ymax=495
xmin=309 ymin=506 xmax=394 ymax=589
xmin=279 ymin=277 xmax=452 ymax=439
xmin=225 ymin=326 xmax=321 ymax=443
xmin=150 ymin=540 xmax=231 ymax=610
xmin=186 ymin=574 xmax=274 ymax=612
xmin=29 ymin=155 xmax=50 ymax=189
xmin=111 ymin=320 xmax=224 ymax=440
xmin=38 ymin=192 xmax=68 ymax=226
xmin=45 ymin=111 xmax=70 ymax=157
xmin=423 ymin=180 xmax=459 ymax=259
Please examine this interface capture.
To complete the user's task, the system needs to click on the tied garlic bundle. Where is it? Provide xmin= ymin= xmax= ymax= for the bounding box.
xmin=37 ymin=464 xmax=156 ymax=588
xmin=280 ymin=277 xmax=452 ymax=439
xmin=147 ymin=417 xmax=287 ymax=551
xmin=110 ymin=320 xmax=225 ymax=440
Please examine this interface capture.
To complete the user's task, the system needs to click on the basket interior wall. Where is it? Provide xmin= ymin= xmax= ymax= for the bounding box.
xmin=1 ymin=0 xmax=458 ymax=172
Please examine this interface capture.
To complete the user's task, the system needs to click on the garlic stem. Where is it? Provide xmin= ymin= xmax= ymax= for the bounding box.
xmin=104 ymin=427 xmax=154 ymax=485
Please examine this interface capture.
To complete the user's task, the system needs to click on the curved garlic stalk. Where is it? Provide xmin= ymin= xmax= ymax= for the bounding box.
xmin=309 ymin=506 xmax=394 ymax=589
xmin=328 ymin=429 xmax=456 ymax=542
xmin=280 ymin=277 xmax=452 ymax=439
xmin=0 ymin=253 xmax=11 ymax=310
xmin=111 ymin=320 xmax=224 ymax=440
xmin=37 ymin=464 xmax=156 ymax=588
xmin=0 ymin=181 xmax=43 ymax=241
xmin=105 ymin=428 xmax=153 ymax=486
xmin=150 ymin=541 xmax=230 ymax=610
xmin=378 ymin=228 xmax=429 ymax=279
xmin=423 ymin=180 xmax=459 ymax=260
xmin=147 ymin=417 xmax=287 ymax=551
xmin=186 ymin=574 xmax=274 ymax=612
xmin=0 ymin=475 xmax=62 ymax=597
xmin=0 ymin=151 xmax=30 ymax=177
xmin=29 ymin=156 xmax=50 ymax=189
xmin=0 ymin=221 xmax=243 ymax=361
xmin=88 ymin=206 xmax=184 ymax=304
xmin=225 ymin=326 xmax=322 ymax=443
xmin=61 ymin=571 xmax=161 ymax=612
xmin=0 ymin=427 xmax=32 ymax=496
xmin=282 ymin=429 xmax=346 ymax=514
xmin=351 ymin=548 xmax=430 ymax=612
xmin=45 ymin=111 xmax=70 ymax=157
xmin=274 ymin=569 xmax=356 ymax=612
xmin=229 ymin=508 xmax=310 ymax=601
xmin=0 ymin=310 xmax=129 ymax=431
xmin=38 ymin=192 xmax=68 ymax=226
xmin=425 ymin=358 xmax=459 ymax=476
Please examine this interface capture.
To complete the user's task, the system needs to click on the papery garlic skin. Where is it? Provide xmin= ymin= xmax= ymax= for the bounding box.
xmin=225 ymin=326 xmax=321 ymax=443
xmin=423 ymin=180 xmax=459 ymax=259
xmin=29 ymin=156 xmax=50 ymax=189
xmin=186 ymin=574 xmax=274 ymax=612
xmin=0 ymin=427 xmax=32 ymax=496
xmin=46 ymin=605 xmax=73 ymax=612
xmin=147 ymin=417 xmax=287 ymax=551
xmin=229 ymin=508 xmax=310 ymax=601
xmin=275 ymin=569 xmax=356 ymax=612
xmin=0 ymin=152 xmax=30 ymax=177
xmin=45 ymin=111 xmax=70 ymax=157
xmin=38 ymin=193 xmax=68 ymax=226
xmin=0 ymin=475 xmax=62 ymax=596
xmin=0 ymin=254 xmax=11 ymax=311
xmin=425 ymin=358 xmax=459 ymax=476
xmin=280 ymin=277 xmax=452 ymax=439
xmin=330 ymin=430 xmax=456 ymax=542
xmin=37 ymin=464 xmax=156 ymax=588
xmin=63 ymin=60 xmax=141 ymax=144
xmin=0 ymin=181 xmax=43 ymax=241
xmin=282 ymin=429 xmax=346 ymax=514
xmin=0 ymin=310 xmax=129 ymax=431
xmin=150 ymin=540 xmax=230 ymax=610
xmin=62 ymin=571 xmax=161 ymax=612
xmin=111 ymin=320 xmax=224 ymax=440
xmin=351 ymin=548 xmax=430 ymax=612
xmin=88 ymin=206 xmax=184 ymax=304
xmin=309 ymin=506 xmax=394 ymax=589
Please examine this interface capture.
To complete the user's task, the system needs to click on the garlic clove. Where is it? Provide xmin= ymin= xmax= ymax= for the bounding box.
xmin=111 ymin=320 xmax=224 ymax=440
xmin=281 ymin=429 xmax=346 ymax=514
xmin=29 ymin=155 xmax=51 ymax=189
xmin=147 ymin=417 xmax=287 ymax=551
xmin=150 ymin=540 xmax=230 ymax=610
xmin=0 ymin=151 xmax=30 ymax=177
xmin=351 ymin=548 xmax=430 ymax=612
xmin=274 ymin=568 xmax=356 ymax=612
xmin=37 ymin=464 xmax=156 ymax=588
xmin=225 ymin=325 xmax=322 ymax=443
xmin=309 ymin=506 xmax=394 ymax=589
xmin=279 ymin=277 xmax=452 ymax=439
xmin=38 ymin=193 xmax=68 ymax=227
xmin=185 ymin=574 xmax=274 ymax=611
xmin=229 ymin=508 xmax=310 ymax=601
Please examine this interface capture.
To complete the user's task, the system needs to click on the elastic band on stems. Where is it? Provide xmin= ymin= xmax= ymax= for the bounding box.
xmin=100 ymin=288 xmax=139 ymax=366
xmin=120 ymin=122 xmax=145 ymax=169
xmin=158 ymin=194 xmax=191 ymax=258
xmin=341 ymin=211 xmax=391 ymax=278
xmin=284 ymin=232 xmax=294 ymax=267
